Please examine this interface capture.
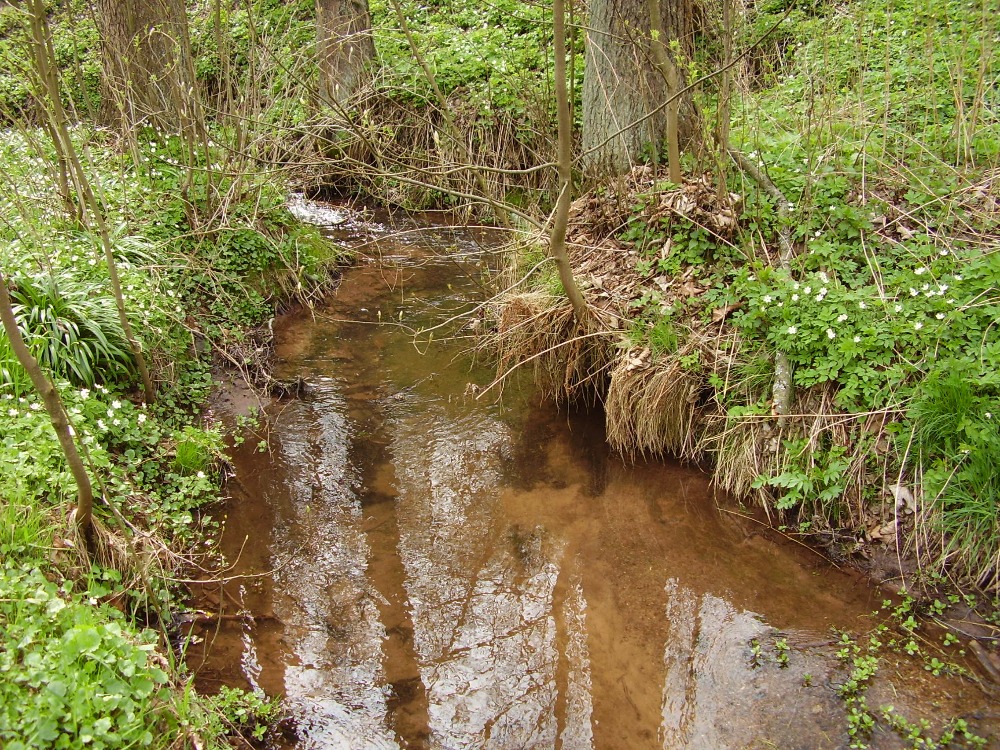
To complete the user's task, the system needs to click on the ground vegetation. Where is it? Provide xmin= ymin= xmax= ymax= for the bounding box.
xmin=0 ymin=0 xmax=997 ymax=746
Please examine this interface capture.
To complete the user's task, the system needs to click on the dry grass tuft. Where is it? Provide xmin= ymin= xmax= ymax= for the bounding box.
xmin=606 ymin=348 xmax=703 ymax=458
xmin=484 ymin=290 xmax=613 ymax=403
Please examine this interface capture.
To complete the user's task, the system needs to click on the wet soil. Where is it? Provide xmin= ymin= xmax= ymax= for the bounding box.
xmin=188 ymin=204 xmax=999 ymax=750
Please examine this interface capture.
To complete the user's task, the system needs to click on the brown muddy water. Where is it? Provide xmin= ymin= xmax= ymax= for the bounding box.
xmin=188 ymin=201 xmax=998 ymax=750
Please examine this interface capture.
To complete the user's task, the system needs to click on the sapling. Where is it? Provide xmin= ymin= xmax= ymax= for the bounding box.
xmin=0 ymin=269 xmax=94 ymax=534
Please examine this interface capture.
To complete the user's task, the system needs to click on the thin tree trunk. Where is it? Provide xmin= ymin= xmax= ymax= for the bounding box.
xmin=0 ymin=271 xmax=94 ymax=532
xmin=552 ymin=0 xmax=589 ymax=322
xmin=647 ymin=0 xmax=682 ymax=184
xmin=714 ymin=0 xmax=733 ymax=201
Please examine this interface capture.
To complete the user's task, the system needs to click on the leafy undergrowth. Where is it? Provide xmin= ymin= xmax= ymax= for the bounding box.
xmin=623 ymin=0 xmax=1000 ymax=595
xmin=497 ymin=0 xmax=999 ymax=601
xmin=0 ymin=118 xmax=342 ymax=745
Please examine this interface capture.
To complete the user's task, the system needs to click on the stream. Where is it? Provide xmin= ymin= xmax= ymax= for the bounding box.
xmin=188 ymin=202 xmax=998 ymax=750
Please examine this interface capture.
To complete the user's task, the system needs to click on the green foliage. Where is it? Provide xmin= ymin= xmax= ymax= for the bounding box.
xmin=208 ymin=686 xmax=282 ymax=743
xmin=172 ymin=424 xmax=224 ymax=476
xmin=622 ymin=198 xmax=729 ymax=280
xmin=0 ymin=566 xmax=177 ymax=750
xmin=3 ymin=271 xmax=134 ymax=392
xmin=0 ymin=44 xmax=339 ymax=750
xmin=831 ymin=598 xmax=986 ymax=749
xmin=909 ymin=369 xmax=1000 ymax=585
xmin=370 ymin=0 xmax=564 ymax=119
xmin=752 ymin=439 xmax=850 ymax=512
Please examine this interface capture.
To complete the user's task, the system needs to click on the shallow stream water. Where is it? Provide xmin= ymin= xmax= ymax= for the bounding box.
xmin=190 ymin=204 xmax=998 ymax=750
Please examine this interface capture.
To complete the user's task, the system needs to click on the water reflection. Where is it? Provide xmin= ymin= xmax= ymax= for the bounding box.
xmin=196 ymin=206 xmax=997 ymax=750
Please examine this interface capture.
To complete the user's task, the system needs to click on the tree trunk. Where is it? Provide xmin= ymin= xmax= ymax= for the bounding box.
xmin=581 ymin=0 xmax=699 ymax=174
xmin=94 ymin=0 xmax=196 ymax=134
xmin=0 ymin=272 xmax=94 ymax=533
xmin=317 ymin=0 xmax=375 ymax=109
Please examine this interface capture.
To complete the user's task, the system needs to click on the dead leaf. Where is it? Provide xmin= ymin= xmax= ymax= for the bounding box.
xmin=888 ymin=484 xmax=917 ymax=513
xmin=711 ymin=302 xmax=743 ymax=322
xmin=679 ymin=280 xmax=705 ymax=297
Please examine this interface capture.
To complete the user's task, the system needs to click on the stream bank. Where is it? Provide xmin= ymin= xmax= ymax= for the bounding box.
xmin=485 ymin=169 xmax=1000 ymax=633
xmin=188 ymin=201 xmax=998 ymax=750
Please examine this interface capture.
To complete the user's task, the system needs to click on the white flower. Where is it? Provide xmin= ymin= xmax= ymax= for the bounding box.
xmin=986 ymin=412 xmax=993 ymax=419
xmin=853 ymin=335 xmax=861 ymax=343
xmin=68 ymin=426 xmax=75 ymax=437
xmin=914 ymin=321 xmax=923 ymax=330
xmin=922 ymin=283 xmax=930 ymax=291
xmin=858 ymin=301 xmax=867 ymax=309
xmin=954 ymin=274 xmax=962 ymax=281
xmin=936 ymin=313 xmax=945 ymax=320
xmin=939 ymin=284 xmax=949 ymax=292
xmin=7 ymin=408 xmax=17 ymax=417
xmin=107 ymin=409 xmax=115 ymax=418
xmin=111 ymin=400 xmax=121 ymax=409
xmin=915 ymin=267 xmax=927 ymax=275
xmin=826 ymin=328 xmax=836 ymax=339
xmin=837 ymin=314 xmax=848 ymax=323
xmin=137 ymin=413 xmax=147 ymax=424
xmin=97 ymin=419 xmax=106 ymax=430
xmin=804 ymin=286 xmax=812 ymax=294
xmin=763 ymin=295 xmax=773 ymax=304
xmin=939 ymin=249 xmax=949 ymax=256
xmin=79 ymin=388 xmax=90 ymax=398
xmin=29 ymin=403 xmax=41 ymax=411
xmin=787 ymin=325 xmax=798 ymax=335
xmin=791 ymin=294 xmax=800 ymax=302
xmin=894 ymin=304 xmax=903 ymax=312
xmin=909 ymin=288 xmax=919 ymax=296
xmin=113 ymin=419 xmax=121 ymax=426
xmin=196 ymin=471 xmax=206 ymax=479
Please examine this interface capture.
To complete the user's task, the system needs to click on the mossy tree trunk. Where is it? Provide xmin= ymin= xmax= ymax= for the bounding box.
xmin=317 ymin=0 xmax=375 ymax=109
xmin=581 ymin=0 xmax=699 ymax=175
